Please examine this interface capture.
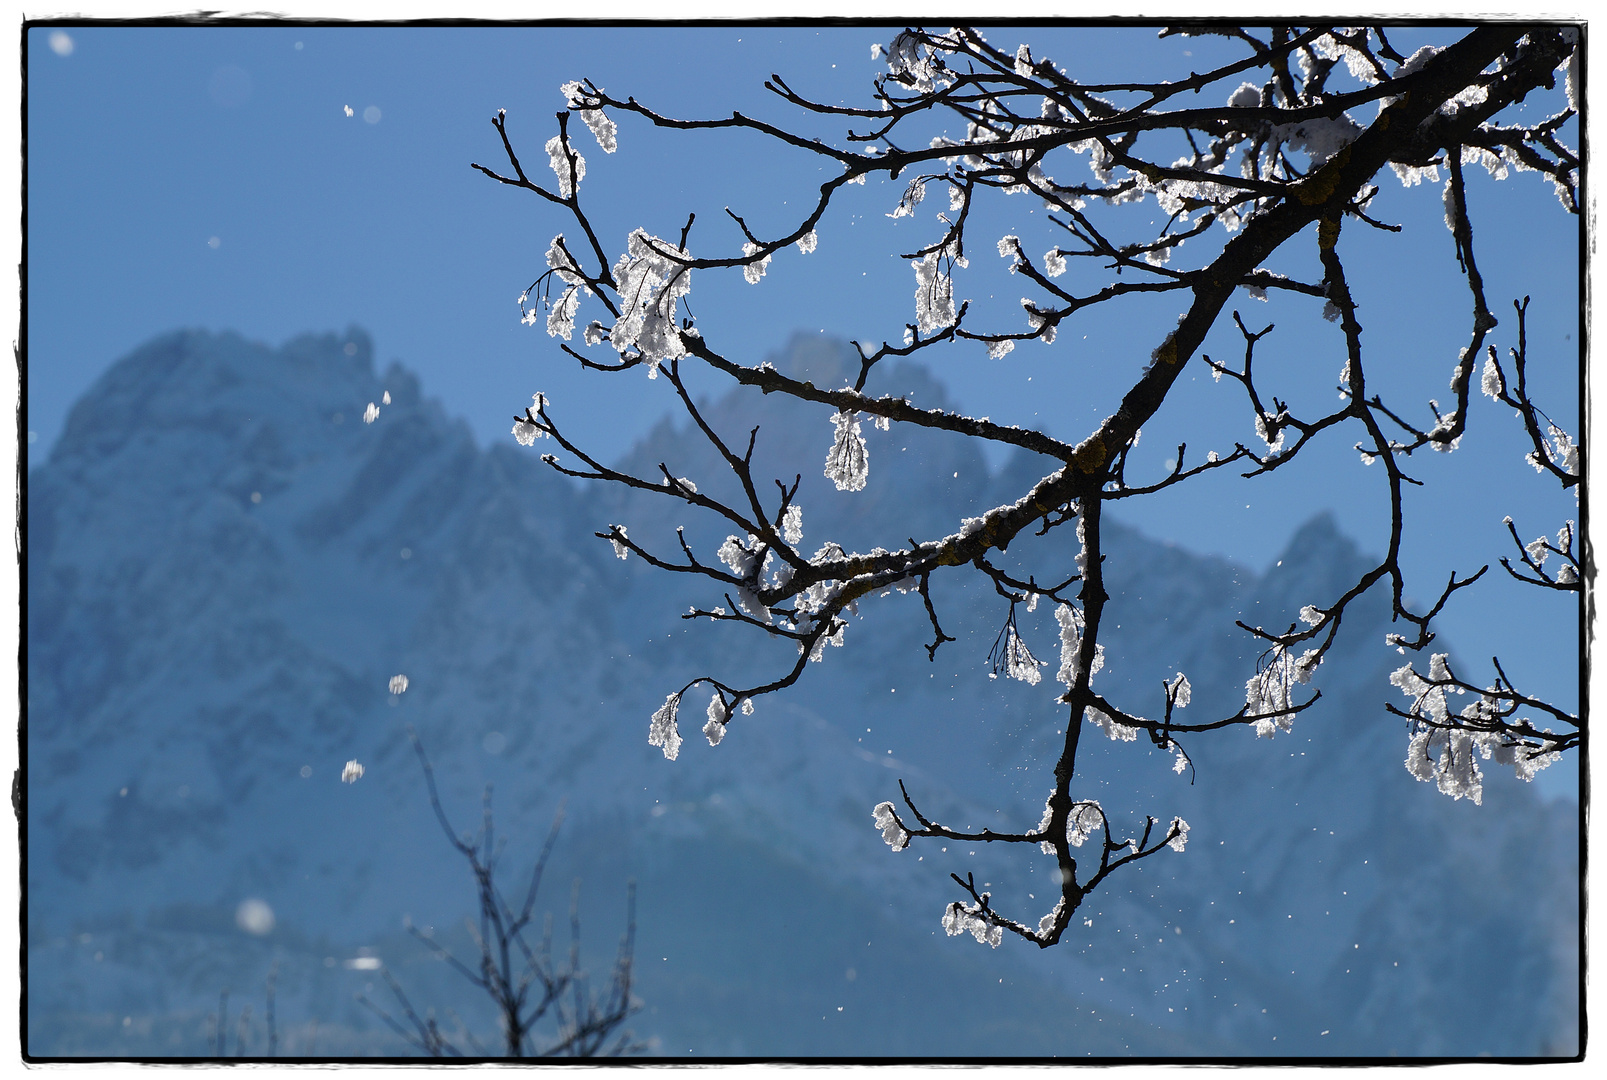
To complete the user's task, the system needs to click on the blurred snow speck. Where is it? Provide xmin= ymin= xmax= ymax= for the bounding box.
xmin=382 ymin=390 xmax=391 ymax=405
xmin=341 ymin=760 xmax=364 ymax=783
xmin=48 ymin=31 xmax=73 ymax=56
xmin=344 ymin=956 xmax=381 ymax=970
xmin=236 ymin=898 xmax=275 ymax=935
xmin=388 ymin=674 xmax=408 ymax=695
xmin=363 ymin=105 xmax=382 ymax=124
xmin=299 ymin=765 xmax=312 ymax=778
xmin=482 ymin=731 xmax=506 ymax=755
xmin=344 ymin=105 xmax=353 ymax=117
xmin=207 ymin=236 xmax=220 ymax=249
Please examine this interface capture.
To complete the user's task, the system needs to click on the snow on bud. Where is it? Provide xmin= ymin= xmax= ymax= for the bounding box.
xmin=987 ymin=338 xmax=1015 ymax=360
xmin=649 ymin=693 xmax=683 ymax=760
xmin=341 ymin=760 xmax=364 ymax=784
xmin=1525 ymin=536 xmax=1550 ymax=567
xmin=1546 ymin=424 xmax=1579 ymax=475
xmin=1299 ymin=605 xmax=1324 ymax=627
xmin=1245 ymin=646 xmax=1316 ymax=736
xmin=1557 ymin=564 xmax=1578 ymax=584
xmin=1000 ymin=623 xmax=1043 ymax=685
xmin=997 ymin=235 xmax=1020 ymax=268
xmin=824 ymin=411 xmax=869 ymax=492
xmin=1172 ymin=750 xmax=1188 ymax=774
xmin=741 ymin=242 xmax=773 ymax=284
xmin=942 ymin=902 xmax=1003 ymax=947
xmin=1167 ymin=817 xmax=1190 ymax=852
xmin=782 ymin=504 xmax=804 ymax=545
xmin=547 ymin=287 xmax=581 ymax=340
xmin=888 ymin=176 xmax=926 ymax=219
xmin=704 ymin=693 xmax=727 ymax=746
xmin=512 ymin=418 xmax=542 ymax=446
xmin=740 ymin=697 xmax=754 ymax=715
xmin=544 ymin=135 xmax=585 ymax=198
xmin=1167 ymin=672 xmax=1191 ymax=708
xmin=1066 ymin=801 xmax=1103 ymax=847
xmin=610 ymin=230 xmax=693 ymax=363
xmin=1255 ymin=412 xmax=1285 ymax=454
xmin=1013 ymin=43 xmax=1033 ymax=76
xmin=1025 ymin=304 xmax=1057 ymax=344
xmin=912 ymin=246 xmax=958 ymax=332
xmin=610 ymin=526 xmax=630 ymax=561
xmin=718 ymin=535 xmax=758 ymax=577
xmin=388 ymin=674 xmax=409 ymax=695
xmin=1043 ymin=249 xmax=1067 ymax=277
xmin=583 ymin=320 xmax=607 ymax=346
xmin=363 ymin=402 xmax=380 ymax=424
xmin=796 ymin=230 xmax=818 ymax=254
xmin=873 ymin=801 xmax=909 ymax=851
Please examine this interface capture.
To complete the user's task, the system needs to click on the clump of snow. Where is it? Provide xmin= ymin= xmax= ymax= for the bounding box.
xmin=388 ymin=674 xmax=409 ymax=695
xmin=824 ymin=411 xmax=869 ymax=492
xmin=1167 ymin=817 xmax=1190 ymax=852
xmin=649 ymin=693 xmax=683 ymax=760
xmin=341 ymin=760 xmax=364 ymax=784
xmin=703 ymin=693 xmax=727 ymax=746
xmin=544 ymin=135 xmax=585 ymax=198
xmin=942 ymin=901 xmax=1002 ymax=947
xmin=873 ymin=801 xmax=909 ymax=851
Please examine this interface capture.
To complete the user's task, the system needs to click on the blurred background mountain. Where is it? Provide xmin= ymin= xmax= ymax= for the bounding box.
xmin=25 ymin=329 xmax=1579 ymax=1058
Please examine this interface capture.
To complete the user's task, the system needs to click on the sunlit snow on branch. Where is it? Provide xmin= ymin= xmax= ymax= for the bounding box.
xmin=824 ymin=411 xmax=869 ymax=492
xmin=649 ymin=693 xmax=683 ymax=761
xmin=610 ymin=230 xmax=692 ymax=365
xmin=781 ymin=504 xmax=804 ymax=545
xmin=1246 ymin=645 xmax=1319 ymax=736
xmin=1167 ymin=817 xmax=1190 ymax=853
xmin=741 ymin=242 xmax=773 ymax=284
xmin=872 ymin=801 xmax=909 ymax=851
xmin=942 ymin=901 xmax=1003 ymax=947
xmin=912 ymin=242 xmax=962 ymax=333
xmin=544 ymin=135 xmax=585 ymax=198
xmin=704 ymin=693 xmax=727 ymax=746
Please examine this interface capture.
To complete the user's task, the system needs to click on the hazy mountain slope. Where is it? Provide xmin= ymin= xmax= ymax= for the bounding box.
xmin=25 ymin=329 xmax=1577 ymax=1058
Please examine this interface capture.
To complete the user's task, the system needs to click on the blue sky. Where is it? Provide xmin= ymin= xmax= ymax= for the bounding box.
xmin=24 ymin=23 xmax=1581 ymax=797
